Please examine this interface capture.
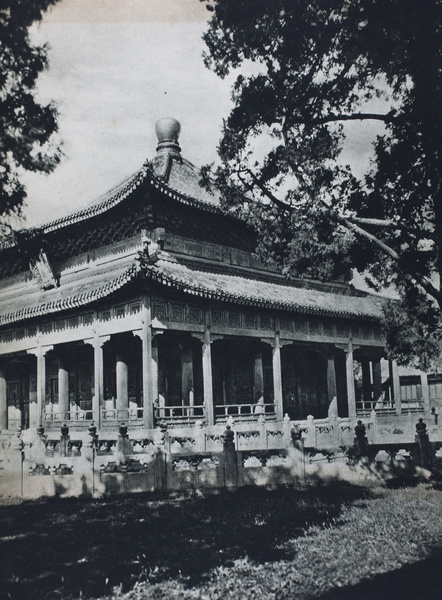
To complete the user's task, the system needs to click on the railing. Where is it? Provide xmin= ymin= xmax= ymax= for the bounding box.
xmin=44 ymin=410 xmax=94 ymax=422
xmin=400 ymin=400 xmax=425 ymax=414
xmin=373 ymin=402 xmax=397 ymax=415
xmin=101 ymin=407 xmax=144 ymax=422
xmin=356 ymin=401 xmax=396 ymax=417
xmin=215 ymin=403 xmax=276 ymax=420
xmin=155 ymin=405 xmax=205 ymax=420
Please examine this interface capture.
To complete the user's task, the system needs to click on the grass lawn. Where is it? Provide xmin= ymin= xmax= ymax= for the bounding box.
xmin=0 ymin=480 xmax=441 ymax=600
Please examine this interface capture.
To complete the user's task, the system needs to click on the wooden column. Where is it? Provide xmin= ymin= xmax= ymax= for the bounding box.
xmin=327 ymin=356 xmax=338 ymax=414
xmin=361 ymin=359 xmax=372 ymax=407
xmin=151 ymin=339 xmax=159 ymax=412
xmin=141 ymin=299 xmax=154 ymax=429
xmin=421 ymin=373 xmax=430 ymax=414
xmin=372 ymin=359 xmax=383 ymax=405
xmin=85 ymin=335 xmax=108 ymax=428
xmin=181 ymin=347 xmax=194 ymax=406
xmin=390 ymin=359 xmax=402 ymax=415
xmin=58 ymin=357 xmax=69 ymax=420
xmin=345 ymin=341 xmax=356 ymax=418
xmin=202 ymin=327 xmax=214 ymax=425
xmin=27 ymin=345 xmax=53 ymax=429
xmin=272 ymin=333 xmax=284 ymax=421
xmin=253 ymin=349 xmax=264 ymax=403
xmin=0 ymin=365 xmax=7 ymax=431
xmin=116 ymin=351 xmax=129 ymax=412
xmin=95 ymin=337 xmax=108 ymax=428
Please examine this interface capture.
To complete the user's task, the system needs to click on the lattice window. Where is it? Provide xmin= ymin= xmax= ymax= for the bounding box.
xmin=188 ymin=307 xmax=202 ymax=324
xmin=152 ymin=301 xmax=167 ymax=320
xmin=279 ymin=317 xmax=292 ymax=331
xmin=170 ymin=303 xmax=185 ymax=322
xmin=7 ymin=381 xmax=20 ymax=407
xmin=429 ymin=376 xmax=442 ymax=403
xmin=260 ymin=315 xmax=272 ymax=330
xmin=75 ymin=362 xmax=93 ymax=411
xmin=228 ymin=312 xmax=241 ymax=328
xmin=323 ymin=321 xmax=334 ymax=336
xmin=130 ymin=303 xmax=141 ymax=314
xmin=400 ymin=375 xmax=423 ymax=412
xmin=41 ymin=322 xmax=52 ymax=334
xmin=83 ymin=313 xmax=94 ymax=325
xmin=295 ymin=320 xmax=308 ymax=334
xmin=336 ymin=322 xmax=349 ymax=337
xmin=244 ymin=313 xmax=256 ymax=329
xmin=308 ymin=321 xmax=320 ymax=335
xmin=211 ymin=310 xmax=224 ymax=326
xmin=115 ymin=306 xmax=125 ymax=319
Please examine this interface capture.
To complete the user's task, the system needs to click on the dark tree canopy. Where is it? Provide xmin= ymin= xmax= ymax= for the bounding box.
xmin=0 ymin=0 xmax=61 ymax=238
xmin=200 ymin=0 xmax=442 ymax=369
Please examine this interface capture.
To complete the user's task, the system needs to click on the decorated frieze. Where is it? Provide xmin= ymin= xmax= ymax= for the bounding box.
xmin=162 ymin=233 xmax=273 ymax=273
xmin=148 ymin=299 xmax=382 ymax=344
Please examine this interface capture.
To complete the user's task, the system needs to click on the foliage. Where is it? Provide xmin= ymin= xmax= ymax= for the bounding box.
xmin=199 ymin=0 xmax=442 ymax=367
xmin=0 ymin=0 xmax=61 ymax=239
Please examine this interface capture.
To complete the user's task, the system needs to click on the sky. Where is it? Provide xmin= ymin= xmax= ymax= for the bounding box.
xmin=21 ymin=0 xmax=382 ymax=229
xmin=22 ymin=0 xmax=236 ymax=226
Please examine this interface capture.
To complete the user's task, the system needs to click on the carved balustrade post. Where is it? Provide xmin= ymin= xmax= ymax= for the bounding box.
xmin=352 ymin=420 xmax=369 ymax=461
xmin=221 ymin=425 xmax=238 ymax=487
xmin=194 ymin=419 xmax=205 ymax=452
xmin=290 ymin=423 xmax=303 ymax=451
xmin=116 ymin=422 xmax=132 ymax=465
xmin=282 ymin=413 xmax=291 ymax=446
xmin=415 ymin=418 xmax=433 ymax=471
xmin=59 ymin=423 xmax=70 ymax=458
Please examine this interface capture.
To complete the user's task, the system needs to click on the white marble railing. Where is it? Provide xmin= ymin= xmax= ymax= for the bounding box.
xmin=101 ymin=407 xmax=144 ymax=421
xmin=155 ymin=405 xmax=205 ymax=420
xmin=44 ymin=410 xmax=93 ymax=422
xmin=214 ymin=403 xmax=275 ymax=420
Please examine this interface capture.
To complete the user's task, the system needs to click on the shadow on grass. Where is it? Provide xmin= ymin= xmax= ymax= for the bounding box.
xmin=313 ymin=548 xmax=442 ymax=600
xmin=0 ymin=481 xmax=371 ymax=600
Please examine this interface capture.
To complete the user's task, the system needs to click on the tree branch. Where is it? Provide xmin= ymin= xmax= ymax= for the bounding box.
xmin=240 ymin=150 xmax=440 ymax=304
xmin=347 ymin=217 xmax=398 ymax=228
xmin=290 ymin=112 xmax=393 ymax=126
xmin=245 ymin=169 xmax=295 ymax=213
xmin=334 ymin=210 xmax=440 ymax=302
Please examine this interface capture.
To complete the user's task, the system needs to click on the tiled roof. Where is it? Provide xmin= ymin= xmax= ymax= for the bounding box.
xmin=2 ymin=155 xmax=225 ymax=249
xmin=0 ymin=248 xmax=386 ymax=327
xmin=144 ymin=258 xmax=386 ymax=321
xmin=166 ymin=157 xmax=221 ymax=207
xmin=0 ymin=253 xmax=140 ymax=326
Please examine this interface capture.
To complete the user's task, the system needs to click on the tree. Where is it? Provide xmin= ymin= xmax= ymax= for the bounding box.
xmin=0 ymin=0 xmax=61 ymax=239
xmin=200 ymin=0 xmax=442 ymax=369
